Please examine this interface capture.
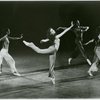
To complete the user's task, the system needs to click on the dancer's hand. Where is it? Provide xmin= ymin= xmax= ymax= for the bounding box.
xmin=40 ymin=40 xmax=44 ymax=43
xmin=20 ymin=34 xmax=23 ymax=39
xmin=40 ymin=39 xmax=47 ymax=43
xmin=71 ymin=21 xmax=74 ymax=27
xmin=40 ymin=39 xmax=49 ymax=43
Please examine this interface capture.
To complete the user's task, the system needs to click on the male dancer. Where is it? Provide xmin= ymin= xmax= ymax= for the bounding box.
xmin=58 ymin=20 xmax=91 ymax=65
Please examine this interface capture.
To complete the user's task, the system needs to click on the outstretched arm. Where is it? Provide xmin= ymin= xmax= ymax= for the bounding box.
xmin=23 ymin=40 xmax=56 ymax=54
xmin=57 ymin=27 xmax=67 ymax=30
xmin=84 ymin=39 xmax=94 ymax=45
xmin=56 ymin=21 xmax=74 ymax=39
xmin=8 ymin=34 xmax=23 ymax=40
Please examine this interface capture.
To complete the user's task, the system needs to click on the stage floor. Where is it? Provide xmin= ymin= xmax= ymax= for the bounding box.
xmin=0 ymin=50 xmax=100 ymax=98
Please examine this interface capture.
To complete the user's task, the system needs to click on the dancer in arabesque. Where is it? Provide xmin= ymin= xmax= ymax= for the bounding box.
xmin=23 ymin=21 xmax=74 ymax=84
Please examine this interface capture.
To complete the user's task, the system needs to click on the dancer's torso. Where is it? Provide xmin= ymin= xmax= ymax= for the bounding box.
xmin=74 ymin=28 xmax=83 ymax=42
xmin=2 ymin=37 xmax=9 ymax=51
xmin=54 ymin=38 xmax=60 ymax=51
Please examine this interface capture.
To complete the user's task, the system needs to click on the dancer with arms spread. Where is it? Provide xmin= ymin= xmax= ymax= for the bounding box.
xmin=23 ymin=21 xmax=74 ymax=84
xmin=58 ymin=20 xmax=91 ymax=65
xmin=0 ymin=28 xmax=23 ymax=76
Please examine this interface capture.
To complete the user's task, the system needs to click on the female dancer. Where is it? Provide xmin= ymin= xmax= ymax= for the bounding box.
xmin=0 ymin=28 xmax=23 ymax=76
xmin=58 ymin=20 xmax=91 ymax=65
xmin=84 ymin=26 xmax=100 ymax=77
xmin=23 ymin=21 xmax=74 ymax=84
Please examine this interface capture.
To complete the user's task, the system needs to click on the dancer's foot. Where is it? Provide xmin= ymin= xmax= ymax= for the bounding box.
xmin=68 ymin=58 xmax=72 ymax=65
xmin=86 ymin=59 xmax=91 ymax=65
xmin=88 ymin=71 xmax=93 ymax=77
xmin=23 ymin=40 xmax=30 ymax=46
xmin=12 ymin=72 xmax=21 ymax=76
xmin=50 ymin=78 xmax=55 ymax=85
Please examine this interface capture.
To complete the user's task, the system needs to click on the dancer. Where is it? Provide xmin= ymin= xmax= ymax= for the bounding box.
xmin=84 ymin=26 xmax=100 ymax=77
xmin=23 ymin=21 xmax=74 ymax=84
xmin=58 ymin=20 xmax=91 ymax=65
xmin=0 ymin=28 xmax=23 ymax=76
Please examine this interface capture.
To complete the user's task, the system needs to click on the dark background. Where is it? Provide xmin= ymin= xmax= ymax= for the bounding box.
xmin=0 ymin=1 xmax=100 ymax=53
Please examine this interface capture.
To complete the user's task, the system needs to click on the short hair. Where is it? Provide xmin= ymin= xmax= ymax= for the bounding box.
xmin=73 ymin=20 xmax=80 ymax=28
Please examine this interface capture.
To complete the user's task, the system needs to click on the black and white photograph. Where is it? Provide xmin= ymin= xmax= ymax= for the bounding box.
xmin=0 ymin=0 xmax=100 ymax=98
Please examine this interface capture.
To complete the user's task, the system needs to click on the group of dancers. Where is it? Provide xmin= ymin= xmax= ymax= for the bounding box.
xmin=0 ymin=20 xmax=100 ymax=85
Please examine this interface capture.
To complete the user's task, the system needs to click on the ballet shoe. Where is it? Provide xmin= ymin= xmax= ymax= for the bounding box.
xmin=50 ymin=78 xmax=55 ymax=85
xmin=12 ymin=72 xmax=21 ymax=76
xmin=88 ymin=71 xmax=93 ymax=77
xmin=68 ymin=58 xmax=72 ymax=65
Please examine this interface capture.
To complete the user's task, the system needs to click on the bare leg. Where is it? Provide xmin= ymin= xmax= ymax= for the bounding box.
xmin=23 ymin=40 xmax=56 ymax=54
xmin=48 ymin=53 xmax=56 ymax=84
xmin=23 ymin=40 xmax=57 ymax=84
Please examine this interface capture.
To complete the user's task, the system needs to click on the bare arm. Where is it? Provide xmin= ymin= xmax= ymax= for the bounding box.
xmin=57 ymin=27 xmax=67 ymax=30
xmin=40 ymin=38 xmax=49 ymax=43
xmin=8 ymin=34 xmax=23 ymax=40
xmin=56 ymin=21 xmax=74 ymax=39
xmin=80 ymin=26 xmax=89 ymax=32
xmin=84 ymin=39 xmax=94 ymax=45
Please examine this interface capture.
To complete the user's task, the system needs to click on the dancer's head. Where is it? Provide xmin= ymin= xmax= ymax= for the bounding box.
xmin=47 ymin=28 xmax=56 ymax=42
xmin=6 ymin=28 xmax=10 ymax=35
xmin=2 ymin=28 xmax=10 ymax=35
xmin=0 ymin=28 xmax=10 ymax=38
xmin=74 ymin=20 xmax=80 ymax=28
